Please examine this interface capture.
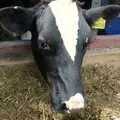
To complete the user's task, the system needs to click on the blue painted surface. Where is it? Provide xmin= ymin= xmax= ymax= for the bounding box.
xmin=105 ymin=17 xmax=120 ymax=35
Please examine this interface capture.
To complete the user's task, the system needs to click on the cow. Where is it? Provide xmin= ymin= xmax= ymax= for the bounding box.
xmin=0 ymin=0 xmax=120 ymax=113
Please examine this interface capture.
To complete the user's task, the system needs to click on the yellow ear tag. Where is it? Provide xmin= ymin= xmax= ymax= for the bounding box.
xmin=92 ymin=17 xmax=106 ymax=29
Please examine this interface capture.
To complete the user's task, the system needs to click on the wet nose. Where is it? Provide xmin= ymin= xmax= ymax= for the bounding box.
xmin=62 ymin=93 xmax=84 ymax=113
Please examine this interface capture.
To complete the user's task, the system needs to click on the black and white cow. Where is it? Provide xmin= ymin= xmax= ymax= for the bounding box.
xmin=0 ymin=0 xmax=120 ymax=113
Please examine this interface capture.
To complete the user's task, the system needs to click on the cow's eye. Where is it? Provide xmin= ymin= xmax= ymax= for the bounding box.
xmin=41 ymin=42 xmax=50 ymax=50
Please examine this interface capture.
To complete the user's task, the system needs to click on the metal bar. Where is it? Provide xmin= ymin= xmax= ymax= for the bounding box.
xmin=0 ymin=35 xmax=120 ymax=53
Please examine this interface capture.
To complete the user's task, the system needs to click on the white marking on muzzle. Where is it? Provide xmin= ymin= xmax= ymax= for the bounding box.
xmin=64 ymin=93 xmax=84 ymax=111
xmin=14 ymin=6 xmax=18 ymax=9
xmin=49 ymin=0 xmax=79 ymax=61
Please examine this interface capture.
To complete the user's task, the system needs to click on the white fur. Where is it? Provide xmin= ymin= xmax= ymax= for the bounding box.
xmin=49 ymin=0 xmax=79 ymax=61
xmin=64 ymin=93 xmax=84 ymax=111
xmin=14 ymin=6 xmax=18 ymax=9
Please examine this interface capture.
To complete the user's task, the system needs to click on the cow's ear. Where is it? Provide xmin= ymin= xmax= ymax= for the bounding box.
xmin=85 ymin=5 xmax=120 ymax=27
xmin=0 ymin=6 xmax=33 ymax=36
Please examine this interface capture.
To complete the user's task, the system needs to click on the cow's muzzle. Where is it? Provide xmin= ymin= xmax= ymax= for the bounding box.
xmin=54 ymin=93 xmax=84 ymax=113
xmin=62 ymin=93 xmax=84 ymax=113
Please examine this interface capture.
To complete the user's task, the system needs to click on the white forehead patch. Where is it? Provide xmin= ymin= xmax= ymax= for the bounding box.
xmin=64 ymin=93 xmax=84 ymax=111
xmin=49 ymin=0 xmax=79 ymax=61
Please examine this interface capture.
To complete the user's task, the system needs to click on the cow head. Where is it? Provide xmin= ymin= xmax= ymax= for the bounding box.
xmin=0 ymin=3 xmax=120 ymax=113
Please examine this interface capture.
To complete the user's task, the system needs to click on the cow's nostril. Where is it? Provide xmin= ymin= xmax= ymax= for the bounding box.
xmin=61 ymin=103 xmax=69 ymax=112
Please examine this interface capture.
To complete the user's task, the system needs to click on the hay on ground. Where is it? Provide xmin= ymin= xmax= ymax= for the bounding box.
xmin=0 ymin=63 xmax=120 ymax=120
